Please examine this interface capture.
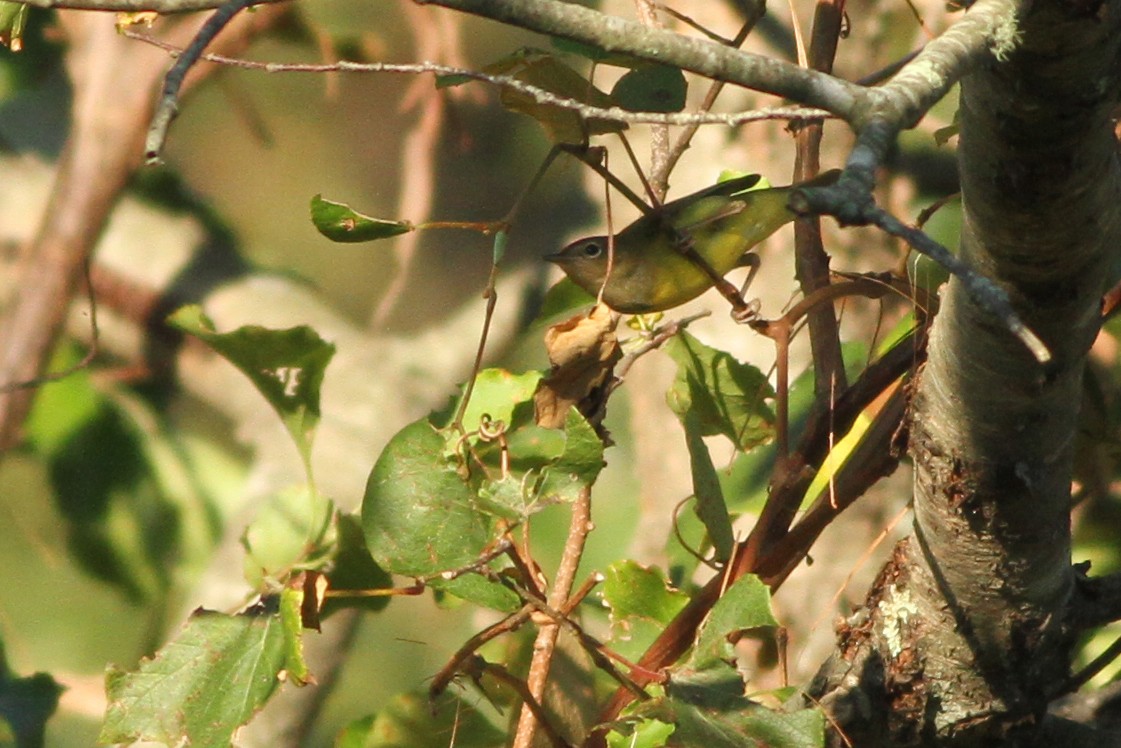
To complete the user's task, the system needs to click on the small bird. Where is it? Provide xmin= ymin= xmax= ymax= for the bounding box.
xmin=546 ymin=170 xmax=839 ymax=314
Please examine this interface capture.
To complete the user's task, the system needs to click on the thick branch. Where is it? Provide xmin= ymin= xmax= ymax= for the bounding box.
xmin=419 ymin=0 xmax=862 ymax=117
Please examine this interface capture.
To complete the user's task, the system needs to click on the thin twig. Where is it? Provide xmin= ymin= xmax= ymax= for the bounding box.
xmin=145 ymin=0 xmax=258 ymax=162
xmin=512 ymin=486 xmax=593 ymax=748
xmin=125 ymin=30 xmax=834 ymax=129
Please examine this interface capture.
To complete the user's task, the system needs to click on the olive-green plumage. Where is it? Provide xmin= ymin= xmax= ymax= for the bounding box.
xmin=547 ymin=170 xmax=839 ymax=314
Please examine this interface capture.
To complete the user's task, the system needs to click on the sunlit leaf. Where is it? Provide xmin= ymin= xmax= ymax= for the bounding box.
xmin=607 ymin=717 xmax=676 ymax=748
xmin=631 ymin=690 xmax=824 ymax=748
xmin=536 ymin=407 xmax=604 ymax=503
xmin=666 ymin=331 xmax=774 ymax=451
xmin=692 ymin=574 xmax=776 ymax=669
xmin=278 ymin=584 xmax=314 ymax=686
xmin=100 ymin=606 xmax=291 ymax=747
xmin=362 ymin=420 xmax=493 ymax=577
xmin=310 ymin=195 xmax=414 ymax=243
xmin=453 ymin=368 xmax=543 ymax=438
xmin=0 ymin=2 xmax=28 ymax=51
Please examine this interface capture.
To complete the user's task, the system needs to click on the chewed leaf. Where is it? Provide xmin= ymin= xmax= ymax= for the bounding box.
xmin=168 ymin=306 xmax=334 ymax=481
xmin=310 ymin=195 xmax=413 ymax=243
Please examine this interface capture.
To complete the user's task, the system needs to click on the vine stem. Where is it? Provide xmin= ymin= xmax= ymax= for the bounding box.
xmin=512 ymin=485 xmax=593 ymax=748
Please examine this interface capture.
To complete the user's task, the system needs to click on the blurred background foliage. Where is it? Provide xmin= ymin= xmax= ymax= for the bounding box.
xmin=1 ymin=0 xmax=1121 ymax=745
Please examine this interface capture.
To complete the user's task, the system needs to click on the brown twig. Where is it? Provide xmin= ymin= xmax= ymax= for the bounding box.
xmin=512 ymin=485 xmax=593 ymax=748
xmin=0 ymin=8 xmax=285 ymax=450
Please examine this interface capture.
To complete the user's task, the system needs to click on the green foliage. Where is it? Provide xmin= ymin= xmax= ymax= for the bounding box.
xmin=0 ymin=637 xmax=61 ymax=748
xmin=607 ymin=578 xmax=821 ymax=748
xmin=622 ymin=695 xmax=824 ymax=748
xmin=362 ymin=419 xmax=496 ymax=577
xmin=610 ymin=64 xmax=687 ymax=113
xmin=689 ymin=574 xmax=777 ymax=670
xmin=482 ymin=47 xmax=625 ymax=145
xmin=100 ymin=605 xmax=302 ymax=747
xmin=25 ymin=346 xmax=237 ymax=603
xmin=665 ymin=332 xmax=775 ymax=452
xmin=681 ymin=412 xmax=734 ymax=563
xmin=242 ymin=484 xmax=336 ymax=589
xmin=168 ymin=306 xmax=335 ymax=483
xmin=321 ymin=514 xmax=393 ymax=616
xmin=602 ymin=561 xmax=689 ymax=660
xmin=362 ymin=369 xmax=604 ymax=609
xmin=0 ymin=3 xmax=28 ymax=51
xmin=310 ymin=195 xmax=415 ymax=243
xmin=335 ymin=691 xmax=504 ymax=747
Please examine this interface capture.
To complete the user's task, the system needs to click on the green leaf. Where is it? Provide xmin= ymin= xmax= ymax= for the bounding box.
xmin=537 ymin=408 xmax=604 ymax=503
xmin=681 ymin=413 xmax=734 ymax=563
xmin=604 ymin=561 xmax=689 ymax=626
xmin=339 ymin=691 xmax=504 ymax=747
xmin=432 ymin=573 xmax=520 ymax=612
xmin=610 ymin=65 xmax=687 ymax=113
xmin=243 ymin=485 xmax=336 ymax=589
xmin=100 ymin=606 xmax=290 ymax=747
xmin=278 ymin=586 xmax=313 ymax=686
xmin=484 ymin=48 xmax=625 ymax=144
xmin=0 ymin=637 xmax=62 ymax=748
xmin=25 ymin=348 xmax=179 ymax=602
xmin=602 ymin=561 xmax=689 ymax=660
xmin=692 ymin=574 xmax=776 ymax=669
xmin=168 ymin=306 xmax=335 ymax=481
xmin=535 ymin=278 xmax=598 ymax=324
xmin=310 ymin=195 xmax=414 ymax=243
xmin=633 ymin=693 xmax=824 ymax=748
xmin=454 ymin=368 xmax=543 ymax=437
xmin=362 ymin=420 xmax=493 ymax=577
xmin=0 ymin=2 xmax=29 ymax=50
xmin=435 ymin=72 xmax=476 ymax=88
xmin=665 ymin=331 xmax=774 ymax=451
xmin=607 ymin=718 xmax=676 ymax=748
xmin=322 ymin=514 xmax=393 ymax=616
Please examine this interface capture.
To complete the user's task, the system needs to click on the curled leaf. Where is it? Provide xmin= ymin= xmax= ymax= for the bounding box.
xmin=534 ymin=304 xmax=621 ymax=428
xmin=310 ymin=195 xmax=413 ymax=243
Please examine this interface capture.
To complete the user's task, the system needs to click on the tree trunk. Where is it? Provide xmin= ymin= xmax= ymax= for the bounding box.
xmin=811 ymin=2 xmax=1121 ymax=744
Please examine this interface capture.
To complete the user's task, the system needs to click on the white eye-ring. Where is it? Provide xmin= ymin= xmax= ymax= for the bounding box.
xmin=582 ymin=241 xmax=603 ymax=258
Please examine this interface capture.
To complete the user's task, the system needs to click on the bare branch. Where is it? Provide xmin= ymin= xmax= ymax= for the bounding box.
xmin=17 ymin=0 xmax=284 ymax=11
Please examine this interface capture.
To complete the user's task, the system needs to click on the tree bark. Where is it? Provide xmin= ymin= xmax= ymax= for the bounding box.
xmin=811 ymin=1 xmax=1121 ymax=744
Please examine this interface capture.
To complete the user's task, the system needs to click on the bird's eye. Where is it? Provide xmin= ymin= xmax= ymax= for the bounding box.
xmin=582 ymin=241 xmax=603 ymax=258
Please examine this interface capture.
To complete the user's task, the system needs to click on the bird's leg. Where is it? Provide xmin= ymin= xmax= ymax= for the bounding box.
xmin=731 ymin=253 xmax=762 ymax=324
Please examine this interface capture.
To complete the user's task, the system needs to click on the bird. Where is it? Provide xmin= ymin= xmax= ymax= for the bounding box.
xmin=546 ymin=170 xmax=839 ymax=314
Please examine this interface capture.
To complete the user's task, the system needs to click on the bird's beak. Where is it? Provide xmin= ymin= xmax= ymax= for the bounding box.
xmin=543 ymin=251 xmax=565 ymax=264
